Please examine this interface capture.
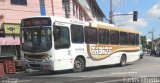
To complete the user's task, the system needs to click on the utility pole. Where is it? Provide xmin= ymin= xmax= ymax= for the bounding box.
xmin=152 ymin=28 xmax=154 ymax=50
xmin=109 ymin=0 xmax=113 ymax=24
xmin=108 ymin=0 xmax=138 ymax=24
xmin=149 ymin=28 xmax=154 ymax=50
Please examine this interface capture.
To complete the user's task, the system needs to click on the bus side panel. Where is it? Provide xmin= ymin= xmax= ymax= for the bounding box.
xmin=54 ymin=49 xmax=73 ymax=71
xmin=126 ymin=51 xmax=140 ymax=63
xmin=71 ymin=44 xmax=122 ymax=67
xmin=85 ymin=52 xmax=121 ymax=67
xmin=84 ymin=45 xmax=140 ymax=67
xmin=84 ymin=44 xmax=121 ymax=67
xmin=71 ymin=44 xmax=86 ymax=63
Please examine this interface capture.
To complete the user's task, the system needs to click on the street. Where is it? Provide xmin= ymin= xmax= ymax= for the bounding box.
xmin=2 ymin=54 xmax=160 ymax=83
xmin=1 ymin=0 xmax=160 ymax=83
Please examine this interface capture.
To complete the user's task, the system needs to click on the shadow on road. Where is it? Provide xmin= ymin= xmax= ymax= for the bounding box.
xmin=12 ymin=64 xmax=134 ymax=77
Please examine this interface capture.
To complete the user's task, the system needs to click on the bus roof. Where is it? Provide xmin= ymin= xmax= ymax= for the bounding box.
xmin=21 ymin=16 xmax=139 ymax=34
xmin=90 ymin=21 xmax=139 ymax=34
xmin=22 ymin=16 xmax=89 ymax=26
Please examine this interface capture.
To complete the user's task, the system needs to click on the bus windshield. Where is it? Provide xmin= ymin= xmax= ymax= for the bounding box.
xmin=21 ymin=27 xmax=52 ymax=52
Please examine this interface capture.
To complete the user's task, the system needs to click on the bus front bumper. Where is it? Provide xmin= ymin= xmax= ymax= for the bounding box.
xmin=21 ymin=60 xmax=54 ymax=71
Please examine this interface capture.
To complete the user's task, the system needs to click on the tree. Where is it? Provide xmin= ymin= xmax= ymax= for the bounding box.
xmin=140 ymin=36 xmax=147 ymax=48
xmin=146 ymin=42 xmax=152 ymax=50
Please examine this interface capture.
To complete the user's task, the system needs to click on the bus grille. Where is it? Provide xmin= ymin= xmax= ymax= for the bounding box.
xmin=24 ymin=53 xmax=48 ymax=60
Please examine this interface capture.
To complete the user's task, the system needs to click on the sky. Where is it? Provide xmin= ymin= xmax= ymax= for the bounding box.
xmin=97 ymin=0 xmax=160 ymax=39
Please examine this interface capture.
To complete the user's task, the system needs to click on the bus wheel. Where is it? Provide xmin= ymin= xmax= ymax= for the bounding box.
xmin=73 ymin=58 xmax=85 ymax=72
xmin=119 ymin=55 xmax=127 ymax=67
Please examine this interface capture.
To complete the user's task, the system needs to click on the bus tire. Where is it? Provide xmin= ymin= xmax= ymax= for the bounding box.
xmin=119 ymin=55 xmax=127 ymax=67
xmin=73 ymin=57 xmax=85 ymax=72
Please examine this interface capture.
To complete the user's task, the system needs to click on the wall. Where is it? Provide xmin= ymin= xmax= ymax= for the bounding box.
xmin=0 ymin=0 xmax=104 ymax=24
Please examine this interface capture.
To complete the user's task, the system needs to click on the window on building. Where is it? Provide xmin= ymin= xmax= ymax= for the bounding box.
xmin=76 ymin=6 xmax=79 ymax=18
xmin=62 ymin=0 xmax=70 ymax=18
xmin=71 ymin=25 xmax=84 ymax=43
xmin=98 ymin=29 xmax=109 ymax=44
xmin=110 ymin=30 xmax=119 ymax=45
xmin=79 ymin=9 xmax=83 ymax=20
xmin=1 ymin=46 xmax=16 ymax=57
xmin=11 ymin=0 xmax=27 ymax=5
xmin=0 ymin=29 xmax=5 ymax=37
xmin=72 ymin=2 xmax=75 ymax=16
xmin=84 ymin=27 xmax=97 ymax=44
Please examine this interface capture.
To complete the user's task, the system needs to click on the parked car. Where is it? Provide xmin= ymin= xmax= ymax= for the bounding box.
xmin=156 ymin=51 xmax=160 ymax=57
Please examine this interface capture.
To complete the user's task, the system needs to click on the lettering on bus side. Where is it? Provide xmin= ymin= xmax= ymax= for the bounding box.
xmin=91 ymin=46 xmax=112 ymax=55
xmin=70 ymin=20 xmax=85 ymax=25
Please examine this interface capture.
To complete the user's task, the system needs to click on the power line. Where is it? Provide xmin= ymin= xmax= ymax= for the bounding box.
xmin=112 ymin=0 xmax=127 ymax=13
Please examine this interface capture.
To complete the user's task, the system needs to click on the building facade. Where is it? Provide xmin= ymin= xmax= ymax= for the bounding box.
xmin=0 ymin=0 xmax=105 ymax=24
xmin=154 ymin=38 xmax=160 ymax=52
xmin=0 ymin=0 xmax=105 ymax=60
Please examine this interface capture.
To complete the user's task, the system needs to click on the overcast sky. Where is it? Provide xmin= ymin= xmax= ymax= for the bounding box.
xmin=97 ymin=0 xmax=160 ymax=39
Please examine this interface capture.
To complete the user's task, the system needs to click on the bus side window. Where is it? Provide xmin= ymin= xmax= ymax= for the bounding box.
xmin=120 ymin=32 xmax=128 ymax=45
xmin=135 ymin=34 xmax=139 ymax=45
xmin=98 ymin=29 xmax=109 ymax=44
xmin=128 ymin=33 xmax=136 ymax=45
xmin=71 ymin=25 xmax=84 ymax=43
xmin=84 ymin=27 xmax=97 ymax=44
xmin=110 ymin=30 xmax=119 ymax=45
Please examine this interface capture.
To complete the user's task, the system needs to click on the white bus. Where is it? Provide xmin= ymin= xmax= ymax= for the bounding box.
xmin=20 ymin=16 xmax=140 ymax=72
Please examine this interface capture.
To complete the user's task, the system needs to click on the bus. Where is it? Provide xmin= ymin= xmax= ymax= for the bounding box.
xmin=20 ymin=16 xmax=140 ymax=72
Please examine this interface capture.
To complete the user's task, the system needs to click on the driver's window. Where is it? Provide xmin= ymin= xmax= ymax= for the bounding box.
xmin=53 ymin=27 xmax=61 ymax=42
xmin=53 ymin=26 xmax=70 ymax=49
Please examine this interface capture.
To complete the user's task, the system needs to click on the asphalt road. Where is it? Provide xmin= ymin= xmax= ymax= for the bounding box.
xmin=2 ymin=54 xmax=160 ymax=83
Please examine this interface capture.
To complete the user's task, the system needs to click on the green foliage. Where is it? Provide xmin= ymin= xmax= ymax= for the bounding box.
xmin=140 ymin=36 xmax=152 ymax=50
xmin=146 ymin=42 xmax=152 ymax=50
xmin=140 ymin=36 xmax=147 ymax=48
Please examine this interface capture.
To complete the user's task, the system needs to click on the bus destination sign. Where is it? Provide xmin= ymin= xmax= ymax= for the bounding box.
xmin=21 ymin=18 xmax=51 ymax=27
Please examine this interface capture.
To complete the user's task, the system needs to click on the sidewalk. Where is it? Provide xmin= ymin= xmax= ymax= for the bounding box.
xmin=144 ymin=53 xmax=160 ymax=61
xmin=147 ymin=54 xmax=160 ymax=57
